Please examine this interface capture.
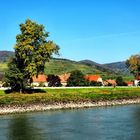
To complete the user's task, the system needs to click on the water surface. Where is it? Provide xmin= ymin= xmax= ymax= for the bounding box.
xmin=0 ymin=104 xmax=140 ymax=140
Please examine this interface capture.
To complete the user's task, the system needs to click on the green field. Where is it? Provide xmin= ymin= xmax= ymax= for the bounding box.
xmin=0 ymin=87 xmax=140 ymax=105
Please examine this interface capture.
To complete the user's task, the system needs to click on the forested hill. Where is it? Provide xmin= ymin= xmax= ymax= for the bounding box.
xmin=104 ymin=61 xmax=130 ymax=75
xmin=0 ymin=51 xmax=130 ymax=78
xmin=0 ymin=51 xmax=14 ymax=62
xmin=79 ymin=60 xmax=112 ymax=73
xmin=79 ymin=59 xmax=130 ymax=75
xmin=44 ymin=58 xmax=115 ymax=76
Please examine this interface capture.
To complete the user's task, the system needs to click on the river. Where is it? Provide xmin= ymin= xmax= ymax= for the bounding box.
xmin=0 ymin=104 xmax=140 ymax=140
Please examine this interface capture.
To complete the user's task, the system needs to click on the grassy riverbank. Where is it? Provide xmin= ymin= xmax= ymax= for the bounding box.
xmin=0 ymin=87 xmax=140 ymax=106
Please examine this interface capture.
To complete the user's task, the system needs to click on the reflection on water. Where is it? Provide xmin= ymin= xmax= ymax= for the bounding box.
xmin=8 ymin=115 xmax=40 ymax=140
xmin=132 ymin=107 xmax=140 ymax=140
xmin=0 ymin=105 xmax=140 ymax=140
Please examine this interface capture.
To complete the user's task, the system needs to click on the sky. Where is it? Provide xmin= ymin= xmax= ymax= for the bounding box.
xmin=0 ymin=0 xmax=140 ymax=64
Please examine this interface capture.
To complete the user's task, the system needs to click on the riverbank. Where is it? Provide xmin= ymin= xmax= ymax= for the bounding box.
xmin=1 ymin=87 xmax=140 ymax=115
xmin=0 ymin=98 xmax=140 ymax=115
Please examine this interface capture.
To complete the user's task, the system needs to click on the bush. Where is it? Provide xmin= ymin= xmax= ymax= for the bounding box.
xmin=90 ymin=81 xmax=102 ymax=86
xmin=67 ymin=70 xmax=89 ymax=87
xmin=38 ymin=82 xmax=46 ymax=87
xmin=47 ymin=75 xmax=62 ymax=87
xmin=116 ymin=76 xmax=127 ymax=86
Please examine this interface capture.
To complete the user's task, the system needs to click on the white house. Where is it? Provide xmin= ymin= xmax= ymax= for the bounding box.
xmin=134 ymin=76 xmax=140 ymax=86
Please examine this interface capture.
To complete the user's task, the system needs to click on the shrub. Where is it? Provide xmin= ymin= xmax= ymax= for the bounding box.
xmin=67 ymin=70 xmax=89 ymax=87
xmin=90 ymin=81 xmax=102 ymax=86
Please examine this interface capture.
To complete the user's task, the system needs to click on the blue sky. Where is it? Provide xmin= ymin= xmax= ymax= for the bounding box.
xmin=0 ymin=0 xmax=140 ymax=63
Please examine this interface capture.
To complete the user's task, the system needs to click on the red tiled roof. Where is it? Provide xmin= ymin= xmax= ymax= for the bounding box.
xmin=126 ymin=81 xmax=133 ymax=85
xmin=32 ymin=74 xmax=47 ymax=82
xmin=85 ymin=75 xmax=101 ymax=82
xmin=106 ymin=79 xmax=116 ymax=85
xmin=59 ymin=73 xmax=70 ymax=83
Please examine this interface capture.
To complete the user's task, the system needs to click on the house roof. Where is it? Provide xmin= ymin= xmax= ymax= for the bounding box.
xmin=105 ymin=79 xmax=116 ymax=85
xmin=85 ymin=75 xmax=101 ymax=82
xmin=126 ymin=81 xmax=133 ymax=85
xmin=59 ymin=73 xmax=70 ymax=83
xmin=32 ymin=74 xmax=47 ymax=82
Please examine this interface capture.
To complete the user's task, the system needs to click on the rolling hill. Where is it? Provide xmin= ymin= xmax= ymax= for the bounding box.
xmin=0 ymin=51 xmax=14 ymax=62
xmin=44 ymin=58 xmax=114 ymax=76
xmin=79 ymin=60 xmax=113 ymax=73
xmin=104 ymin=61 xmax=130 ymax=75
xmin=79 ymin=59 xmax=130 ymax=75
xmin=0 ymin=51 xmax=131 ymax=80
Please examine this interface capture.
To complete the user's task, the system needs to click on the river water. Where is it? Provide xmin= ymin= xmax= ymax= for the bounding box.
xmin=0 ymin=104 xmax=140 ymax=140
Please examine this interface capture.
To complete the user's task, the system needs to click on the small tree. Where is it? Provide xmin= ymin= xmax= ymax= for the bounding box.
xmin=47 ymin=75 xmax=62 ymax=87
xmin=67 ymin=70 xmax=89 ymax=87
xmin=5 ymin=19 xmax=59 ymax=93
xmin=126 ymin=54 xmax=140 ymax=77
xmin=90 ymin=81 xmax=102 ymax=86
xmin=116 ymin=76 xmax=127 ymax=86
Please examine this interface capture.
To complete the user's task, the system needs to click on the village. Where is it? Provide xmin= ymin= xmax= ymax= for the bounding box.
xmin=31 ymin=73 xmax=139 ymax=87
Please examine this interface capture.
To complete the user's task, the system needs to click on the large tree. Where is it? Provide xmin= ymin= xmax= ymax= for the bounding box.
xmin=126 ymin=54 xmax=140 ymax=77
xmin=5 ymin=19 xmax=59 ymax=92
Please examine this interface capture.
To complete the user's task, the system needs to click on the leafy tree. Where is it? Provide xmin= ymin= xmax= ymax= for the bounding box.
xmin=5 ymin=59 xmax=27 ymax=91
xmin=116 ymin=76 xmax=127 ymax=86
xmin=0 ymin=72 xmax=4 ymax=81
xmin=47 ymin=74 xmax=62 ymax=87
xmin=90 ymin=81 xmax=102 ymax=86
xmin=138 ymin=81 xmax=140 ymax=86
xmin=5 ymin=19 xmax=59 ymax=93
xmin=126 ymin=54 xmax=140 ymax=77
xmin=67 ymin=70 xmax=89 ymax=86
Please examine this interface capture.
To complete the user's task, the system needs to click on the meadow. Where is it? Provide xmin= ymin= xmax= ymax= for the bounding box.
xmin=0 ymin=87 xmax=140 ymax=106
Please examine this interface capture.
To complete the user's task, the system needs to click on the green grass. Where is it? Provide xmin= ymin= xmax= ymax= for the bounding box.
xmin=0 ymin=63 xmax=8 ymax=72
xmin=0 ymin=87 xmax=140 ymax=106
xmin=0 ymin=90 xmax=5 ymax=95
xmin=123 ymin=75 xmax=135 ymax=81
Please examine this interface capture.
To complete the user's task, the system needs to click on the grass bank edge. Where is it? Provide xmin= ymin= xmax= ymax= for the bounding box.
xmin=0 ymin=88 xmax=140 ymax=105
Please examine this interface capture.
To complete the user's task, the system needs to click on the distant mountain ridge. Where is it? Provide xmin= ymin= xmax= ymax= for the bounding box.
xmin=0 ymin=51 xmax=14 ymax=62
xmin=0 ymin=50 xmax=130 ymax=76
xmin=104 ymin=61 xmax=130 ymax=75
xmin=79 ymin=60 xmax=113 ymax=73
xmin=79 ymin=59 xmax=130 ymax=75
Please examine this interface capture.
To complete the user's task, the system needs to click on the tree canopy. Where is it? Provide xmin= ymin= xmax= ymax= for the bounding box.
xmin=126 ymin=54 xmax=140 ymax=77
xmin=67 ymin=70 xmax=89 ymax=87
xmin=5 ymin=19 xmax=59 ymax=92
xmin=47 ymin=74 xmax=62 ymax=87
xmin=116 ymin=76 xmax=127 ymax=86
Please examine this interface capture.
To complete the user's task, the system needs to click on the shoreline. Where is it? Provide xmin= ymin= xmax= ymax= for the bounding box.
xmin=1 ymin=98 xmax=140 ymax=115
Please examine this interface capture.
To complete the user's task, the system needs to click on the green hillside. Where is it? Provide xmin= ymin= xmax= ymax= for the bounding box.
xmin=0 ymin=63 xmax=8 ymax=73
xmin=0 ymin=57 xmax=132 ymax=80
xmin=45 ymin=59 xmax=101 ymax=75
xmin=44 ymin=59 xmax=122 ymax=79
xmin=0 ymin=59 xmax=116 ymax=78
xmin=0 ymin=51 xmax=14 ymax=62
